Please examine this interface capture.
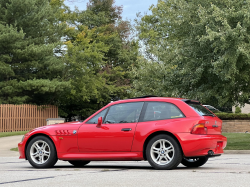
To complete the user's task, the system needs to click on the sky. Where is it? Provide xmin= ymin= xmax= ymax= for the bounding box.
xmin=65 ymin=0 xmax=159 ymax=21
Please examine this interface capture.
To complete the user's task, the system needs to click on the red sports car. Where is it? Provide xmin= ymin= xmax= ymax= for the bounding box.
xmin=18 ymin=96 xmax=227 ymax=170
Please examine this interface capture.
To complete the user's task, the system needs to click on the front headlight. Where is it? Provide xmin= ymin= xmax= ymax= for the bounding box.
xmin=21 ymin=135 xmax=25 ymax=142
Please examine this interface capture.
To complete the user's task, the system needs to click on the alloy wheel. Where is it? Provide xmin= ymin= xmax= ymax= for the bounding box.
xmin=30 ymin=140 xmax=51 ymax=165
xmin=150 ymin=139 xmax=175 ymax=165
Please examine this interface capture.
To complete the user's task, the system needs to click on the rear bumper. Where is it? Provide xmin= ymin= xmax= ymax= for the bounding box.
xmin=175 ymin=133 xmax=227 ymax=157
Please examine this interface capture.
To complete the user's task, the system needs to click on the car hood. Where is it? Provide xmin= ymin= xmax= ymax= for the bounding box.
xmin=27 ymin=121 xmax=83 ymax=136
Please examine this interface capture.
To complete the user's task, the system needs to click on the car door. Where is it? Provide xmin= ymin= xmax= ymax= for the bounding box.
xmin=78 ymin=102 xmax=144 ymax=152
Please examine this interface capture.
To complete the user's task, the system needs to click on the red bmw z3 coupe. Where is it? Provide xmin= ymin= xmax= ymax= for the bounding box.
xmin=18 ymin=96 xmax=227 ymax=170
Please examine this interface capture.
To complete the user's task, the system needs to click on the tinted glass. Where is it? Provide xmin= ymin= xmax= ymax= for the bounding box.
xmin=205 ymin=105 xmax=216 ymax=110
xmin=188 ymin=104 xmax=214 ymax=116
xmin=143 ymin=102 xmax=184 ymax=122
xmin=86 ymin=108 xmax=108 ymax=124
xmin=104 ymin=102 xmax=144 ymax=124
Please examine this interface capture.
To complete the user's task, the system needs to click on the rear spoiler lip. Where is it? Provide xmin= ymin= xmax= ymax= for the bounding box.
xmin=182 ymin=99 xmax=201 ymax=104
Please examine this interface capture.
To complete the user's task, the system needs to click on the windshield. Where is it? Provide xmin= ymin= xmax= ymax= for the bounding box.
xmin=188 ymin=103 xmax=214 ymax=116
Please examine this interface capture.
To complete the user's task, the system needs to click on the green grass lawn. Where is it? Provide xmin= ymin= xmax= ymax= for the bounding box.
xmin=222 ymin=133 xmax=250 ymax=150
xmin=0 ymin=131 xmax=28 ymax=138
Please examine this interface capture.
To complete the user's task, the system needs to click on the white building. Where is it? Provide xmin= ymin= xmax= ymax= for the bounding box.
xmin=232 ymin=103 xmax=250 ymax=114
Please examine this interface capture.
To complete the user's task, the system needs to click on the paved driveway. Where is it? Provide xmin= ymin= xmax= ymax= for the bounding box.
xmin=0 ymin=135 xmax=22 ymax=157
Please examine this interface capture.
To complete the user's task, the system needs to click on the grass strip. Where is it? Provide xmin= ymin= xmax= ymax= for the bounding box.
xmin=0 ymin=131 xmax=28 ymax=138
xmin=222 ymin=133 xmax=250 ymax=150
xmin=10 ymin=147 xmax=18 ymax=151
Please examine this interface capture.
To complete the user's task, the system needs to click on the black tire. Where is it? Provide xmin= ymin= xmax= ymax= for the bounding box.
xmin=68 ymin=161 xmax=90 ymax=167
xmin=181 ymin=157 xmax=208 ymax=167
xmin=146 ymin=134 xmax=182 ymax=170
xmin=26 ymin=136 xmax=58 ymax=168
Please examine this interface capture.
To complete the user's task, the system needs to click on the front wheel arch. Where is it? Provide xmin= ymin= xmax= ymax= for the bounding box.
xmin=25 ymin=133 xmax=57 ymax=160
xmin=143 ymin=131 xmax=183 ymax=160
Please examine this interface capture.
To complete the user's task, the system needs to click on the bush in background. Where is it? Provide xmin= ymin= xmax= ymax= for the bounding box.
xmin=235 ymin=107 xmax=242 ymax=113
xmin=216 ymin=113 xmax=250 ymax=120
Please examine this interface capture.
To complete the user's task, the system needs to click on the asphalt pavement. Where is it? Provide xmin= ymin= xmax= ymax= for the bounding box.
xmin=0 ymin=155 xmax=250 ymax=187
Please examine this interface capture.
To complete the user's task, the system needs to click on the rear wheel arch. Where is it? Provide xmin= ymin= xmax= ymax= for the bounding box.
xmin=25 ymin=133 xmax=57 ymax=160
xmin=143 ymin=131 xmax=183 ymax=160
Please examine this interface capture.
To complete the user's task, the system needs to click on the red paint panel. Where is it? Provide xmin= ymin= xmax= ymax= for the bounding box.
xmin=131 ymin=117 xmax=201 ymax=152
xmin=78 ymin=123 xmax=137 ymax=152
xmin=50 ymin=135 xmax=79 ymax=153
xmin=203 ymin=116 xmax=223 ymax=134
xmin=174 ymin=133 xmax=227 ymax=157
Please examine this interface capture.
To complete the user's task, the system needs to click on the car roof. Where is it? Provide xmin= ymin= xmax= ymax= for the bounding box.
xmin=108 ymin=97 xmax=185 ymax=106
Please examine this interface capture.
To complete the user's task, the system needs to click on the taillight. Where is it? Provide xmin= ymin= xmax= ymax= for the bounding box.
xmin=191 ymin=124 xmax=207 ymax=134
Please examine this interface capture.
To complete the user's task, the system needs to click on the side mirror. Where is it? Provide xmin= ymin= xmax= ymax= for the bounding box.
xmin=96 ymin=117 xmax=102 ymax=128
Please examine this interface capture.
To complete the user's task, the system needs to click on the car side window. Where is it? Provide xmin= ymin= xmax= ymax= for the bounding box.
xmin=86 ymin=108 xmax=108 ymax=124
xmin=142 ymin=102 xmax=184 ymax=122
xmin=104 ymin=102 xmax=144 ymax=124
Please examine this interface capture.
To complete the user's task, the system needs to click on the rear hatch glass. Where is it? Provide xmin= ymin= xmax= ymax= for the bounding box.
xmin=188 ymin=104 xmax=214 ymax=116
xmin=188 ymin=103 xmax=222 ymax=134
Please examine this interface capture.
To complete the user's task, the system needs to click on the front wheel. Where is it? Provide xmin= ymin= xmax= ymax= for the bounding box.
xmin=26 ymin=136 xmax=58 ymax=168
xmin=181 ymin=157 xmax=208 ymax=167
xmin=146 ymin=134 xmax=182 ymax=170
xmin=68 ymin=161 xmax=90 ymax=167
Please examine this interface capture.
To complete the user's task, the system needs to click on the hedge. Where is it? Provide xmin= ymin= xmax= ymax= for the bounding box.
xmin=215 ymin=113 xmax=250 ymax=120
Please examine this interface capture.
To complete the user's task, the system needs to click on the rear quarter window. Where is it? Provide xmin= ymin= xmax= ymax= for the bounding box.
xmin=142 ymin=102 xmax=185 ymax=122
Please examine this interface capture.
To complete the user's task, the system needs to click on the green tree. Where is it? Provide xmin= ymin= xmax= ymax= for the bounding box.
xmin=60 ymin=0 xmax=139 ymax=119
xmin=135 ymin=0 xmax=250 ymax=107
xmin=0 ymin=0 xmax=68 ymax=105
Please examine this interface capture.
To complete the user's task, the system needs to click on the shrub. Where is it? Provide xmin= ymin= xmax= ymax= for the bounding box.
xmin=235 ymin=106 xmax=241 ymax=114
xmin=216 ymin=113 xmax=250 ymax=120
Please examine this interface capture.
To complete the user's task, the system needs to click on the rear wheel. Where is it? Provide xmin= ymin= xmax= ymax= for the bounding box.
xmin=181 ymin=157 xmax=208 ymax=167
xmin=26 ymin=136 xmax=58 ymax=168
xmin=146 ymin=134 xmax=182 ymax=170
xmin=68 ymin=161 xmax=90 ymax=167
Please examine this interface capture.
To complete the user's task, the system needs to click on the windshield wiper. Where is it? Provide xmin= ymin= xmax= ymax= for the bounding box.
xmin=202 ymin=114 xmax=215 ymax=117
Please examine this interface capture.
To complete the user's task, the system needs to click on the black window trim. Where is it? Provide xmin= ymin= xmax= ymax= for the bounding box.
xmin=102 ymin=107 xmax=110 ymax=123
xmin=138 ymin=101 xmax=186 ymax=122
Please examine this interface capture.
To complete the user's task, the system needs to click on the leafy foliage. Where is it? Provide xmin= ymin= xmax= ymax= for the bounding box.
xmin=135 ymin=0 xmax=250 ymax=107
xmin=0 ymin=0 xmax=68 ymax=105
xmin=216 ymin=113 xmax=250 ymax=120
xmin=235 ymin=106 xmax=242 ymax=114
xmin=59 ymin=0 xmax=139 ymax=119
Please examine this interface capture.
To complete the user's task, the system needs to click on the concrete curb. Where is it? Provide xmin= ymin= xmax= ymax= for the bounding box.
xmin=224 ymin=150 xmax=250 ymax=154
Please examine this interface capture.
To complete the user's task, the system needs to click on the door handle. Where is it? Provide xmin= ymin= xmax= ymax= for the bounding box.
xmin=121 ymin=128 xmax=132 ymax=131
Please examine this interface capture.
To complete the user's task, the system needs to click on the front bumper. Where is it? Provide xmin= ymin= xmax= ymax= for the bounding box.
xmin=18 ymin=141 xmax=26 ymax=159
xmin=176 ymin=133 xmax=227 ymax=157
